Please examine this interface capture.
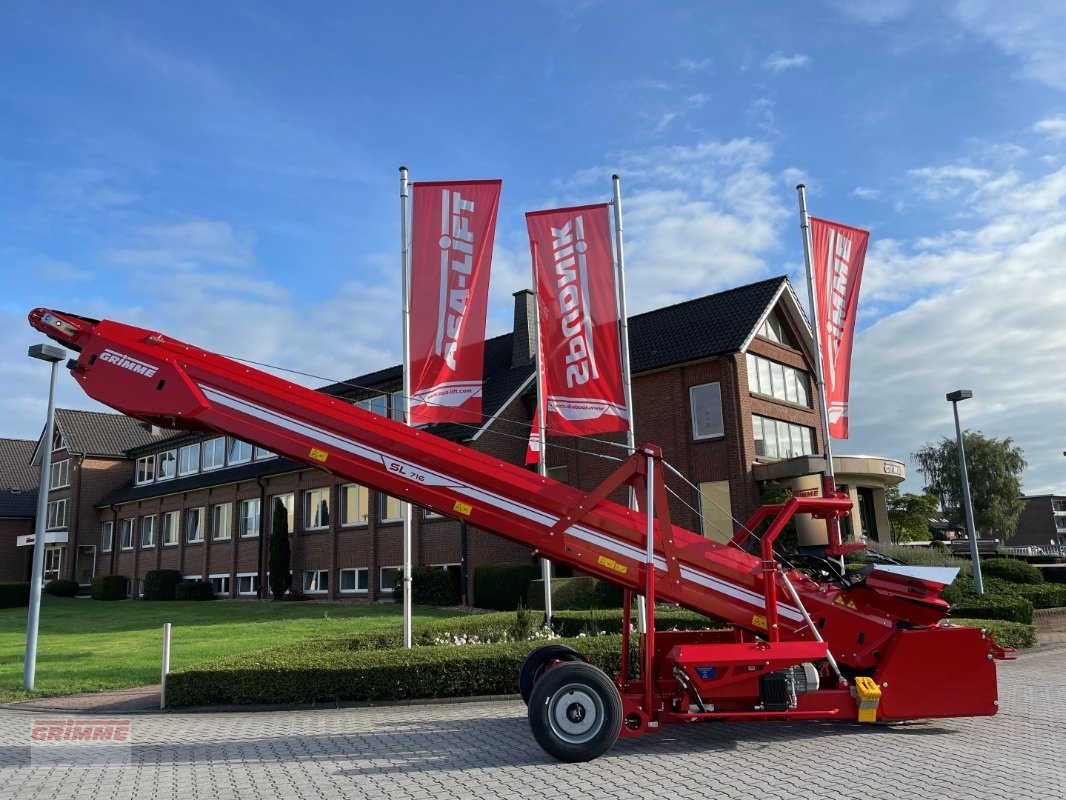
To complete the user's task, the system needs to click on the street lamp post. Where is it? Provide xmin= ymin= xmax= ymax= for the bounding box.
xmin=24 ymin=342 xmax=67 ymax=692
xmin=946 ymin=389 xmax=984 ymax=596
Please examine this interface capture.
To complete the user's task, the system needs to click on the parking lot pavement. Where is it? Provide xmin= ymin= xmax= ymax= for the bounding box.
xmin=0 ymin=646 xmax=1062 ymax=800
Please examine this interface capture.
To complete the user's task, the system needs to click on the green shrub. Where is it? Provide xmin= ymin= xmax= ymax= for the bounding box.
xmin=0 ymin=582 xmax=31 ymax=608
xmin=1012 ymin=554 xmax=1065 ymax=565
xmin=950 ymin=619 xmax=1038 ymax=650
xmin=166 ymin=635 xmax=629 ymax=707
xmin=1038 ymin=566 xmax=1066 ymax=585
xmin=43 ymin=578 xmax=79 ymax=597
xmin=174 ymin=579 xmax=216 ymax=601
xmin=1005 ymin=583 xmax=1066 ymax=609
xmin=951 ymin=594 xmax=1033 ymax=624
xmin=90 ymin=575 xmax=129 ymax=601
xmin=980 ymin=558 xmax=1044 ymax=585
xmin=549 ymin=608 xmax=721 ymax=637
xmin=393 ymin=566 xmax=460 ymax=606
xmin=527 ymin=577 xmax=624 ymax=611
xmin=473 ymin=563 xmax=539 ymax=610
xmin=865 ymin=543 xmax=972 ymax=576
xmin=142 ymin=569 xmax=183 ymax=601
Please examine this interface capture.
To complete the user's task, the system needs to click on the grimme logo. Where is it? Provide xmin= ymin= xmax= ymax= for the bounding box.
xmin=31 ymin=718 xmax=131 ymax=742
xmin=436 ymin=188 xmax=477 ymax=371
xmin=100 ymin=349 xmax=159 ymax=379
xmin=30 ymin=718 xmax=132 ymax=766
xmin=549 ymin=216 xmax=598 ymax=388
xmin=823 ymin=227 xmax=854 ymax=384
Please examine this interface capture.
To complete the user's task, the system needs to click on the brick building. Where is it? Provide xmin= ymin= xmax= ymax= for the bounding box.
xmin=1008 ymin=494 xmax=1066 ymax=549
xmin=0 ymin=438 xmax=38 ymax=582
xmin=6 ymin=275 xmax=905 ymax=600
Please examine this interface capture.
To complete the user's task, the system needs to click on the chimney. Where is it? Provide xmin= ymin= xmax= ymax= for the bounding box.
xmin=511 ymin=290 xmax=536 ymax=368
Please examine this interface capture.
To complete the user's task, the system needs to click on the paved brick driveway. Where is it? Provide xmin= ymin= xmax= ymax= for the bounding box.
xmin=0 ymin=647 xmax=1062 ymax=800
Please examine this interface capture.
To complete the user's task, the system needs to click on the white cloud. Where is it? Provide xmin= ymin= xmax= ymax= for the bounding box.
xmin=677 ymin=58 xmax=711 ymax=72
xmin=104 ymin=220 xmax=256 ymax=270
xmin=830 ymin=0 xmax=914 ymax=25
xmin=852 ymin=186 xmax=881 ymax=200
xmin=762 ymin=52 xmax=810 ymax=73
xmin=907 ymin=164 xmax=993 ymax=200
xmin=1034 ymin=114 xmax=1066 ymax=142
xmin=38 ymin=168 xmax=138 ymax=213
xmin=951 ymin=0 xmax=1066 ymax=90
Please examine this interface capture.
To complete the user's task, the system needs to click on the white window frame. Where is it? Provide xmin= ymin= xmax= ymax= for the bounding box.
xmin=391 ymin=390 xmax=405 ymax=422
xmin=100 ymin=521 xmax=114 ymax=553
xmin=201 ymin=437 xmax=225 ymax=471
xmin=186 ymin=507 xmax=205 ymax=543
xmin=49 ymin=459 xmax=71 ymax=490
xmin=339 ymin=567 xmax=369 ymax=594
xmin=379 ymin=494 xmax=403 ymax=524
xmin=357 ymin=395 xmax=389 ymax=417
xmin=212 ymin=503 xmax=233 ymax=541
xmin=157 ymin=449 xmax=177 ymax=481
xmin=689 ymin=382 xmax=725 ymax=441
xmin=135 ymin=455 xmax=155 ymax=485
xmin=46 ymin=498 xmax=67 ymax=530
xmin=119 ymin=518 xmax=134 ymax=550
xmin=51 ymin=429 xmax=66 ymax=451
xmin=178 ymin=442 xmax=200 ymax=476
xmin=236 ymin=572 xmax=260 ymax=596
xmin=303 ymin=488 xmax=331 ymax=531
xmin=340 ymin=483 xmax=370 ymax=527
xmin=303 ymin=569 xmax=329 ymax=594
xmin=161 ymin=510 xmax=180 ymax=546
xmin=227 ymin=439 xmax=252 ymax=465
xmin=239 ymin=498 xmax=261 ymax=538
xmin=209 ymin=573 xmax=231 ymax=597
xmin=254 ymin=446 xmax=275 ymax=460
xmin=379 ymin=566 xmax=401 ymax=593
xmin=746 ymin=353 xmax=811 ymax=408
xmin=271 ymin=493 xmax=295 ymax=534
xmin=140 ymin=515 xmax=156 ymax=548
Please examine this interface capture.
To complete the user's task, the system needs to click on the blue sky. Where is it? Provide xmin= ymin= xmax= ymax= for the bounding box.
xmin=2 ymin=0 xmax=1064 ymax=497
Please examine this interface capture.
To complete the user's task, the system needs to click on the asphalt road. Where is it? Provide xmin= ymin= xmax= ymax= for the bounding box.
xmin=0 ymin=646 xmax=1062 ymax=800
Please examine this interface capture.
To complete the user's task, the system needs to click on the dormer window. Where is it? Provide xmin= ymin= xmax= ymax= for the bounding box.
xmin=756 ymin=311 xmax=796 ymax=348
xmin=51 ymin=429 xmax=66 ymax=452
xmin=135 ymin=455 xmax=155 ymax=485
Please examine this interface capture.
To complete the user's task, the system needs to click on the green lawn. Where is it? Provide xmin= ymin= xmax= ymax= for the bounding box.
xmin=0 ymin=597 xmax=458 ymax=703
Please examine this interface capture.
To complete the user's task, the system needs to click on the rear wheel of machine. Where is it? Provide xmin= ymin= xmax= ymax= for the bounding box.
xmin=527 ymin=662 xmax=622 ymax=762
xmin=519 ymin=644 xmax=582 ymax=706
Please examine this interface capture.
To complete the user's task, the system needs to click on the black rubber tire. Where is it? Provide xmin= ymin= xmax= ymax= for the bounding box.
xmin=527 ymin=661 xmax=622 ymax=763
xmin=518 ymin=644 xmax=582 ymax=706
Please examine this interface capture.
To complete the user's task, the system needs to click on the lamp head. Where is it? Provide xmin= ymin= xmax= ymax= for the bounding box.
xmin=946 ymin=389 xmax=973 ymax=402
xmin=28 ymin=343 xmax=67 ymax=363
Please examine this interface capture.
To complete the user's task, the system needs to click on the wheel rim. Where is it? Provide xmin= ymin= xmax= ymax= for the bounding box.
xmin=548 ymin=684 xmax=604 ymax=745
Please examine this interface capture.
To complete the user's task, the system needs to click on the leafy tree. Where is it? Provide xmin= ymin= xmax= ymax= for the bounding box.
xmin=912 ymin=431 xmax=1026 ymax=538
xmin=885 ymin=486 xmax=940 ymax=543
xmin=268 ymin=498 xmax=292 ymax=600
xmin=757 ymin=481 xmax=799 ymax=553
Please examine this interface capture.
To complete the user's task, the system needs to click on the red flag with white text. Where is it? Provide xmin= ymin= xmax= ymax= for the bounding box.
xmin=409 ymin=180 xmax=502 ymax=426
xmin=525 ymin=407 xmax=541 ymax=465
xmin=810 ymin=217 xmax=869 ymax=439
xmin=526 ymin=204 xmax=629 ymax=437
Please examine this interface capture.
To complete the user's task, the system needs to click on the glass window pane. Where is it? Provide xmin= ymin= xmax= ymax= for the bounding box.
xmin=784 ymin=368 xmax=798 ymax=404
xmin=689 ymin=383 xmax=723 ymax=439
xmin=770 ymin=362 xmax=786 ymax=400
xmin=757 ymin=358 xmax=772 ymax=396
xmin=746 ymin=353 xmax=759 ymax=394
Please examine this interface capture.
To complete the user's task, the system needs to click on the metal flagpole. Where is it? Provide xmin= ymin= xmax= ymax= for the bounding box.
xmin=400 ymin=166 xmax=413 ymax=648
xmin=530 ymin=241 xmax=553 ymax=623
xmin=611 ymin=174 xmax=643 ymax=631
xmin=796 ymin=184 xmax=841 ymax=558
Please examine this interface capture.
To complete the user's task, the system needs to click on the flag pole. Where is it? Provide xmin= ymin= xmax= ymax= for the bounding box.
xmin=611 ymin=175 xmax=643 ymax=630
xmin=530 ymin=241 xmax=553 ymax=624
xmin=796 ymin=184 xmax=842 ymax=557
xmin=400 ymin=166 xmax=413 ymax=648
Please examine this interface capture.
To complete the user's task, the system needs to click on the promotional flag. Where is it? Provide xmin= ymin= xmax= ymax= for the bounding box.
xmin=809 ymin=217 xmax=869 ymax=439
xmin=526 ymin=203 xmax=629 ymax=437
xmin=409 ymin=180 xmax=502 ymax=426
xmin=525 ymin=408 xmax=541 ymax=465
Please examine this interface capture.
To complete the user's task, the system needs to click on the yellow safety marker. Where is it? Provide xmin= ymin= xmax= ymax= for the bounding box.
xmin=453 ymin=501 xmax=473 ymax=516
xmin=309 ymin=447 xmax=329 ymax=463
xmin=854 ymin=676 xmax=882 ymax=723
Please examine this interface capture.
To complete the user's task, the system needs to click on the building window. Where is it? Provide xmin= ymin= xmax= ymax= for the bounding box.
xmin=423 ymin=507 xmax=444 ymax=520
xmin=239 ymin=499 xmax=261 ymax=538
xmin=135 ymin=455 xmax=155 ymax=485
xmin=391 ymin=390 xmax=405 ymax=422
xmin=690 ymin=382 xmax=724 ymax=440
xmin=254 ymin=446 xmax=275 ymax=460
xmin=51 ymin=429 xmax=66 ymax=451
xmin=101 ymin=521 xmax=113 ymax=553
xmin=46 ymin=498 xmax=67 ymax=530
xmin=228 ymin=439 xmax=252 ymax=465
xmin=698 ymin=481 xmax=733 ymax=544
xmin=379 ymin=566 xmax=400 ymax=593
xmin=340 ymin=484 xmax=369 ymax=526
xmin=49 ymin=459 xmax=71 ymax=490
xmin=303 ymin=570 xmax=329 ymax=593
xmin=120 ymin=518 xmax=134 ymax=550
xmin=339 ymin=568 xmax=369 ymax=593
xmin=157 ymin=450 xmax=177 ymax=481
xmin=237 ymin=573 xmax=259 ymax=596
xmin=178 ymin=442 xmax=200 ymax=476
xmin=357 ymin=395 xmax=389 ymax=417
xmin=379 ymin=494 xmax=403 ymax=524
xmin=212 ymin=503 xmax=233 ymax=540
xmin=746 ymin=353 xmax=811 ymax=407
xmin=752 ymin=415 xmax=815 ymax=460
xmin=162 ymin=511 xmax=180 ymax=546
xmin=140 ymin=516 xmax=156 ymax=548
xmin=303 ymin=488 xmax=331 ymax=530
xmin=186 ymin=507 xmax=205 ymax=543
xmin=202 ymin=437 xmax=225 ymax=471
xmin=756 ymin=311 xmax=795 ymax=347
xmin=209 ymin=574 xmax=231 ymax=597
xmin=271 ymin=493 xmax=295 ymax=533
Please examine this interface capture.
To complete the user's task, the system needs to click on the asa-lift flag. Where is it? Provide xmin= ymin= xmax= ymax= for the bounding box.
xmin=408 ymin=180 xmax=502 ymax=426
xmin=809 ymin=217 xmax=869 ymax=439
xmin=526 ymin=203 xmax=629 ymax=438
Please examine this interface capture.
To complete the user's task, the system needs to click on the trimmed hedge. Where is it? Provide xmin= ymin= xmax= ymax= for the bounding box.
xmin=951 ymin=594 xmax=1033 ymax=624
xmin=1037 ymin=565 xmax=1066 ymax=585
xmin=90 ymin=575 xmax=129 ymax=601
xmin=473 ymin=563 xmax=539 ymax=610
xmin=143 ymin=569 xmax=183 ymax=601
xmin=550 ymin=608 xmax=721 ymax=637
xmin=950 ymin=619 xmax=1038 ymax=650
xmin=1006 ymin=582 xmax=1066 ymax=610
xmin=526 ymin=577 xmax=624 ymax=611
xmin=980 ymin=558 xmax=1044 ymax=585
xmin=43 ymin=578 xmax=80 ymax=597
xmin=175 ymin=579 xmax=216 ymax=601
xmin=0 ymin=582 xmax=31 ymax=608
xmin=393 ymin=566 xmax=460 ymax=606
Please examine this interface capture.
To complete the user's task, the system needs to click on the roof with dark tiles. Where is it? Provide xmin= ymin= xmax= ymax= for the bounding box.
xmin=0 ymin=438 xmax=38 ymax=518
xmin=53 ymin=409 xmax=176 ymax=457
